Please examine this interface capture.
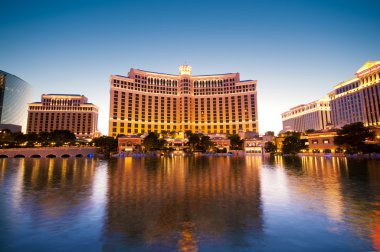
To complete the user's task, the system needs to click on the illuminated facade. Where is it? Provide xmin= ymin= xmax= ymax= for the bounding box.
xmin=307 ymin=130 xmax=339 ymax=153
xmin=282 ymin=61 xmax=380 ymax=132
xmin=27 ymin=94 xmax=99 ymax=139
xmin=328 ymin=61 xmax=380 ymax=128
xmin=356 ymin=61 xmax=380 ymax=127
xmin=281 ymin=97 xmax=331 ymax=132
xmin=0 ymin=70 xmax=32 ymax=132
xmin=109 ymin=65 xmax=258 ymax=136
xmin=328 ymin=77 xmax=362 ymax=128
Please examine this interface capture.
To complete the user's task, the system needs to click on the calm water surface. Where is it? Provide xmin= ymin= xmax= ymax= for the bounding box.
xmin=0 ymin=156 xmax=379 ymax=251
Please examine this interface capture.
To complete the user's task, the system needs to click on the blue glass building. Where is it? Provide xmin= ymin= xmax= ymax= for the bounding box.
xmin=0 ymin=70 xmax=32 ymax=132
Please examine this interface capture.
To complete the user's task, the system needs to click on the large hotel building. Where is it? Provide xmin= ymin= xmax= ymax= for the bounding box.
xmin=281 ymin=97 xmax=331 ymax=132
xmin=27 ymin=94 xmax=99 ymax=139
xmin=328 ymin=77 xmax=362 ymax=128
xmin=109 ymin=65 xmax=258 ymax=136
xmin=281 ymin=61 xmax=380 ymax=132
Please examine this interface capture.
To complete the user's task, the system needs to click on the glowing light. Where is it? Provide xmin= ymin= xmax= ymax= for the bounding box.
xmin=179 ymin=65 xmax=191 ymax=75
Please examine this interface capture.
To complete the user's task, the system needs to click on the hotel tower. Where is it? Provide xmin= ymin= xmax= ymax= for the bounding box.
xmin=27 ymin=94 xmax=99 ymax=139
xmin=109 ymin=65 xmax=258 ymax=136
xmin=281 ymin=60 xmax=380 ymax=132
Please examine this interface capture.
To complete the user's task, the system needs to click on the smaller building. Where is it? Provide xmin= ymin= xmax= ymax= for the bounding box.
xmin=0 ymin=124 xmax=22 ymax=133
xmin=118 ymin=135 xmax=142 ymax=153
xmin=164 ymin=131 xmax=188 ymax=151
xmin=307 ymin=130 xmax=339 ymax=153
xmin=208 ymin=133 xmax=230 ymax=152
xmin=244 ymin=137 xmax=263 ymax=154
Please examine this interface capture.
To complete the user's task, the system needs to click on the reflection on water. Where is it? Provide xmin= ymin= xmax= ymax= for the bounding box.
xmin=104 ymin=157 xmax=262 ymax=251
xmin=0 ymin=156 xmax=379 ymax=252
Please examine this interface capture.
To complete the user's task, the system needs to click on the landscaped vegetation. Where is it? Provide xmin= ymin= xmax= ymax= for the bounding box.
xmin=0 ymin=130 xmax=78 ymax=148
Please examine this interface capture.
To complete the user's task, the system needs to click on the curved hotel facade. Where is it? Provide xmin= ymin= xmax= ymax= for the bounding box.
xmin=281 ymin=61 xmax=380 ymax=132
xmin=281 ymin=97 xmax=331 ymax=132
xmin=109 ymin=65 xmax=258 ymax=136
xmin=0 ymin=70 xmax=32 ymax=132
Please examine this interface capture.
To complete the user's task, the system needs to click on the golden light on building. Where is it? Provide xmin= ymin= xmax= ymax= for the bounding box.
xmin=282 ymin=61 xmax=380 ymax=133
xmin=109 ymin=66 xmax=258 ymax=136
xmin=27 ymin=94 xmax=99 ymax=139
xmin=179 ymin=64 xmax=192 ymax=76
xmin=281 ymin=97 xmax=331 ymax=132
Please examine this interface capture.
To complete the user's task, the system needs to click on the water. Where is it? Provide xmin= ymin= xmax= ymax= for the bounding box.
xmin=0 ymin=156 xmax=379 ymax=252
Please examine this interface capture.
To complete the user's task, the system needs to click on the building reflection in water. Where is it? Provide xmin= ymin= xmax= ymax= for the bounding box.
xmin=103 ymin=156 xmax=263 ymax=251
xmin=0 ymin=156 xmax=379 ymax=251
xmin=268 ymin=156 xmax=380 ymax=249
xmin=0 ymin=158 xmax=99 ymax=224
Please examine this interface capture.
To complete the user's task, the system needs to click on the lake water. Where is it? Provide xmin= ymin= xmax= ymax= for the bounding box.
xmin=0 ymin=156 xmax=379 ymax=252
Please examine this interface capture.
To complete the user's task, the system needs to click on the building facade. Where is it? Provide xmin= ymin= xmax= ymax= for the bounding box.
xmin=281 ymin=61 xmax=380 ymax=132
xmin=307 ymin=130 xmax=339 ymax=153
xmin=27 ymin=94 xmax=99 ymax=139
xmin=328 ymin=77 xmax=362 ymax=128
xmin=281 ymin=97 xmax=331 ymax=132
xmin=109 ymin=65 xmax=258 ymax=136
xmin=356 ymin=61 xmax=380 ymax=127
xmin=118 ymin=135 xmax=142 ymax=153
xmin=0 ymin=70 xmax=32 ymax=132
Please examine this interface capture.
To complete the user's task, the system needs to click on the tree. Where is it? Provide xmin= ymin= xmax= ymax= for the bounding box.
xmin=265 ymin=131 xmax=275 ymax=136
xmin=157 ymin=138 xmax=167 ymax=150
xmin=26 ymin=132 xmax=38 ymax=146
xmin=334 ymin=122 xmax=374 ymax=153
xmin=184 ymin=130 xmax=193 ymax=138
xmin=12 ymin=132 xmax=26 ymax=146
xmin=264 ymin=141 xmax=276 ymax=153
xmin=187 ymin=133 xmax=200 ymax=151
xmin=50 ymin=130 xmax=76 ymax=146
xmin=282 ymin=133 xmax=307 ymax=154
xmin=199 ymin=135 xmax=214 ymax=152
xmin=228 ymin=134 xmax=243 ymax=150
xmin=92 ymin=136 xmax=118 ymax=158
xmin=38 ymin=132 xmax=51 ymax=146
xmin=143 ymin=132 xmax=160 ymax=151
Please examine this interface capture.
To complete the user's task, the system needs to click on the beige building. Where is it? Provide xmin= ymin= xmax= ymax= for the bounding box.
xmin=109 ymin=65 xmax=258 ymax=136
xmin=244 ymin=137 xmax=263 ymax=154
xmin=281 ymin=97 xmax=331 ymax=132
xmin=328 ymin=77 xmax=362 ymax=128
xmin=27 ymin=94 xmax=99 ymax=139
xmin=307 ymin=130 xmax=339 ymax=153
xmin=292 ymin=61 xmax=380 ymax=132
xmin=208 ymin=133 xmax=231 ymax=152
xmin=118 ymin=135 xmax=142 ymax=153
xmin=356 ymin=61 xmax=380 ymax=127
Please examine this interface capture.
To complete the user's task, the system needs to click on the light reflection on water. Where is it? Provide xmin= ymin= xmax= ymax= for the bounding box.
xmin=0 ymin=156 xmax=379 ymax=252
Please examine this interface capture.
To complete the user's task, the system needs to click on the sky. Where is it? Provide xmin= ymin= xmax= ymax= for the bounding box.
xmin=1 ymin=0 xmax=380 ymax=135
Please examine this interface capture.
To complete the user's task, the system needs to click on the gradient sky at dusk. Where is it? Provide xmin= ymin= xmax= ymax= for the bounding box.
xmin=1 ymin=0 xmax=380 ymax=134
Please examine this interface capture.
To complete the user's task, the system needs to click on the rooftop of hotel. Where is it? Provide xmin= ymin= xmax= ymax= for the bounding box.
xmin=133 ymin=68 xmax=238 ymax=77
xmin=356 ymin=61 xmax=380 ymax=74
xmin=44 ymin=94 xmax=84 ymax=96
xmin=29 ymin=102 xmax=96 ymax=105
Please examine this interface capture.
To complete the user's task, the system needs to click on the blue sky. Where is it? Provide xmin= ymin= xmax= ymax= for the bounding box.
xmin=1 ymin=0 xmax=379 ymax=134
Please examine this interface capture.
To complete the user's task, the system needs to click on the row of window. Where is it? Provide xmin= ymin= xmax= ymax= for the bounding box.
xmin=28 ymin=106 xmax=97 ymax=111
